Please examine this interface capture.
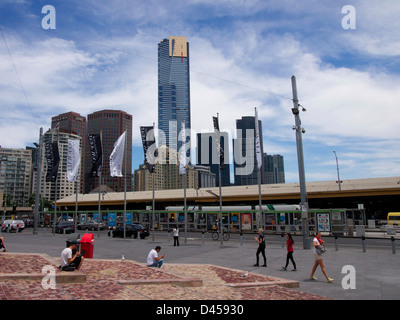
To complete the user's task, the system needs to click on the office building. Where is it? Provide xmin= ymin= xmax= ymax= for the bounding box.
xmin=233 ymin=116 xmax=264 ymax=186
xmin=196 ymin=132 xmax=230 ymax=186
xmin=133 ymin=146 xmax=214 ymax=191
xmin=85 ymin=110 xmax=132 ymax=193
xmin=158 ymin=36 xmax=191 ymax=153
xmin=51 ymin=112 xmax=87 ymax=193
xmin=263 ymin=154 xmax=285 ymax=184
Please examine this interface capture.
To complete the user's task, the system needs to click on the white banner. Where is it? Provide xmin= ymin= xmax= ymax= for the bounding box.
xmin=255 ymin=107 xmax=262 ymax=169
xmin=179 ymin=122 xmax=187 ymax=174
xmin=110 ymin=131 xmax=126 ymax=177
xmin=67 ymin=139 xmax=80 ymax=182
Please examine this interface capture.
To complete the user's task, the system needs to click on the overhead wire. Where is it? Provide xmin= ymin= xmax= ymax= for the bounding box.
xmin=0 ymin=26 xmax=38 ymax=128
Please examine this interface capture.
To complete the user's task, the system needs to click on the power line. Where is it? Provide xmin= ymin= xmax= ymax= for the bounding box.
xmin=0 ymin=26 xmax=38 ymax=127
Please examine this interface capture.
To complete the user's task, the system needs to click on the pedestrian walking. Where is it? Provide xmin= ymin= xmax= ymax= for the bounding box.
xmin=173 ymin=226 xmax=179 ymax=246
xmin=0 ymin=236 xmax=7 ymax=252
xmin=310 ymin=232 xmax=333 ymax=282
xmin=282 ymin=233 xmax=296 ymax=271
xmin=254 ymin=228 xmax=267 ymax=267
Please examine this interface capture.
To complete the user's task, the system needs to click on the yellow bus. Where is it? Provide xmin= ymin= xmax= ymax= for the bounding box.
xmin=387 ymin=212 xmax=400 ymax=226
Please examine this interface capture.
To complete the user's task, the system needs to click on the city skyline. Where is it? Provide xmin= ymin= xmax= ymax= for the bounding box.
xmin=0 ymin=1 xmax=399 ymax=184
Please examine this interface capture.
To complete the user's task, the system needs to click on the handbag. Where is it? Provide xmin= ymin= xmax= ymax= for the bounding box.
xmin=316 ymin=244 xmax=327 ymax=254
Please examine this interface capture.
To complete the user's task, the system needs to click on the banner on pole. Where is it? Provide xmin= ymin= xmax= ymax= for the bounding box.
xmin=45 ymin=141 xmax=60 ymax=182
xmin=67 ymin=139 xmax=80 ymax=182
xmin=88 ymin=133 xmax=103 ymax=177
xmin=140 ymin=126 xmax=156 ymax=173
xmin=110 ymin=131 xmax=126 ymax=177
xmin=255 ymin=108 xmax=262 ymax=169
xmin=179 ymin=122 xmax=187 ymax=174
xmin=212 ymin=116 xmax=224 ymax=170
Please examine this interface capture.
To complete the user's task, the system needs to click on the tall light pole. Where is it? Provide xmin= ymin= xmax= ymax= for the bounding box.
xmin=333 ymin=151 xmax=342 ymax=191
xmin=291 ymin=76 xmax=310 ymax=249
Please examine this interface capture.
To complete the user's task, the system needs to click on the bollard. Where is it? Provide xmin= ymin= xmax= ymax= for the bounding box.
xmin=240 ymin=232 xmax=243 ymax=246
xmin=362 ymin=236 xmax=366 ymax=252
xmin=168 ymin=229 xmax=171 ymax=243
xmin=281 ymin=233 xmax=285 ymax=248
xmin=391 ymin=237 xmax=396 ymax=254
xmin=334 ymin=234 xmax=338 ymax=251
xmin=202 ymin=231 xmax=205 ymax=245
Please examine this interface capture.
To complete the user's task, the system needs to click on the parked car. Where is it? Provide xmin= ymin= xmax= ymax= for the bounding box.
xmin=109 ymin=224 xmax=150 ymax=239
xmin=24 ymin=218 xmax=34 ymax=227
xmin=1 ymin=220 xmax=25 ymax=232
xmin=55 ymin=221 xmax=75 ymax=234
xmin=77 ymin=220 xmax=107 ymax=231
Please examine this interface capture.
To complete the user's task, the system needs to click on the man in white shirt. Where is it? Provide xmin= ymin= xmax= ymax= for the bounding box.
xmin=60 ymin=240 xmax=84 ymax=271
xmin=146 ymin=246 xmax=164 ymax=268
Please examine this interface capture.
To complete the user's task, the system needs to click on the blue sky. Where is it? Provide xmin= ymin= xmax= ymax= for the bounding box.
xmin=0 ymin=0 xmax=399 ymax=183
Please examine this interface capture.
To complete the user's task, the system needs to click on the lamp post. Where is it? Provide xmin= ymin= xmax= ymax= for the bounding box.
xmin=291 ymin=76 xmax=310 ymax=250
xmin=333 ymin=151 xmax=342 ymax=191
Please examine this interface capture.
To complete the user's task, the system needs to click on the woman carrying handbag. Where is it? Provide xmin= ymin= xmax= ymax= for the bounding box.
xmin=309 ymin=232 xmax=333 ymax=283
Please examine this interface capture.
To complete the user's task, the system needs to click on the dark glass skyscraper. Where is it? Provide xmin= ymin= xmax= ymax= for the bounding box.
xmin=233 ymin=116 xmax=264 ymax=186
xmin=158 ymin=36 xmax=191 ymax=153
xmin=197 ymin=132 xmax=230 ymax=186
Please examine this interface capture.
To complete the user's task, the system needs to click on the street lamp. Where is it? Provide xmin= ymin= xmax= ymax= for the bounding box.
xmin=333 ymin=151 xmax=342 ymax=191
xmin=291 ymin=76 xmax=310 ymax=250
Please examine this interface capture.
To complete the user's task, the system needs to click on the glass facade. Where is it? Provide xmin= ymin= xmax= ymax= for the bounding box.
xmin=158 ymin=36 xmax=191 ymax=154
xmin=233 ymin=116 xmax=264 ymax=186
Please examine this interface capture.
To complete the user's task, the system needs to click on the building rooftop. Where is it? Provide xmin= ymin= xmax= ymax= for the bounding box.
xmin=56 ymin=176 xmax=400 ymax=207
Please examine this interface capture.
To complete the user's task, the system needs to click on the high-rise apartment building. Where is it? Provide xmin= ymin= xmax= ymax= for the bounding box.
xmin=233 ymin=116 xmax=265 ymax=186
xmin=85 ymin=110 xmax=132 ymax=193
xmin=0 ymin=147 xmax=32 ymax=206
xmin=158 ymin=36 xmax=191 ymax=153
xmin=196 ymin=132 xmax=230 ymax=186
xmin=263 ymin=154 xmax=285 ymax=184
xmin=51 ymin=112 xmax=87 ymax=193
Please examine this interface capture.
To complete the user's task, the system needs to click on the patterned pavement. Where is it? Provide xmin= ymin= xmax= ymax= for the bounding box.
xmin=0 ymin=253 xmax=330 ymax=300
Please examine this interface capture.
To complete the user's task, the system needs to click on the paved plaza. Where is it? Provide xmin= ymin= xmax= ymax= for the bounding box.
xmin=0 ymin=229 xmax=399 ymax=302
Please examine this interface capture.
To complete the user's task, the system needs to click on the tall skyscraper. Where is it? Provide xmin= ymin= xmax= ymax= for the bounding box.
xmin=158 ymin=36 xmax=191 ymax=154
xmin=85 ymin=110 xmax=132 ymax=193
xmin=51 ymin=112 xmax=87 ymax=193
xmin=196 ymin=132 xmax=230 ymax=186
xmin=233 ymin=116 xmax=264 ymax=186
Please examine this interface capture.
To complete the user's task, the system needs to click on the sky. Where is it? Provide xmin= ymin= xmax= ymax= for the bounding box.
xmin=0 ymin=0 xmax=399 ymax=184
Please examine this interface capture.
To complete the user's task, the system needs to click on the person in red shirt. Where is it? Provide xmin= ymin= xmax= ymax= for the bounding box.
xmin=282 ymin=233 xmax=296 ymax=271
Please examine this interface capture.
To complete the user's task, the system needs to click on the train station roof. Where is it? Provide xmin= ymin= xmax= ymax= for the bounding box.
xmin=56 ymin=176 xmax=400 ymax=207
